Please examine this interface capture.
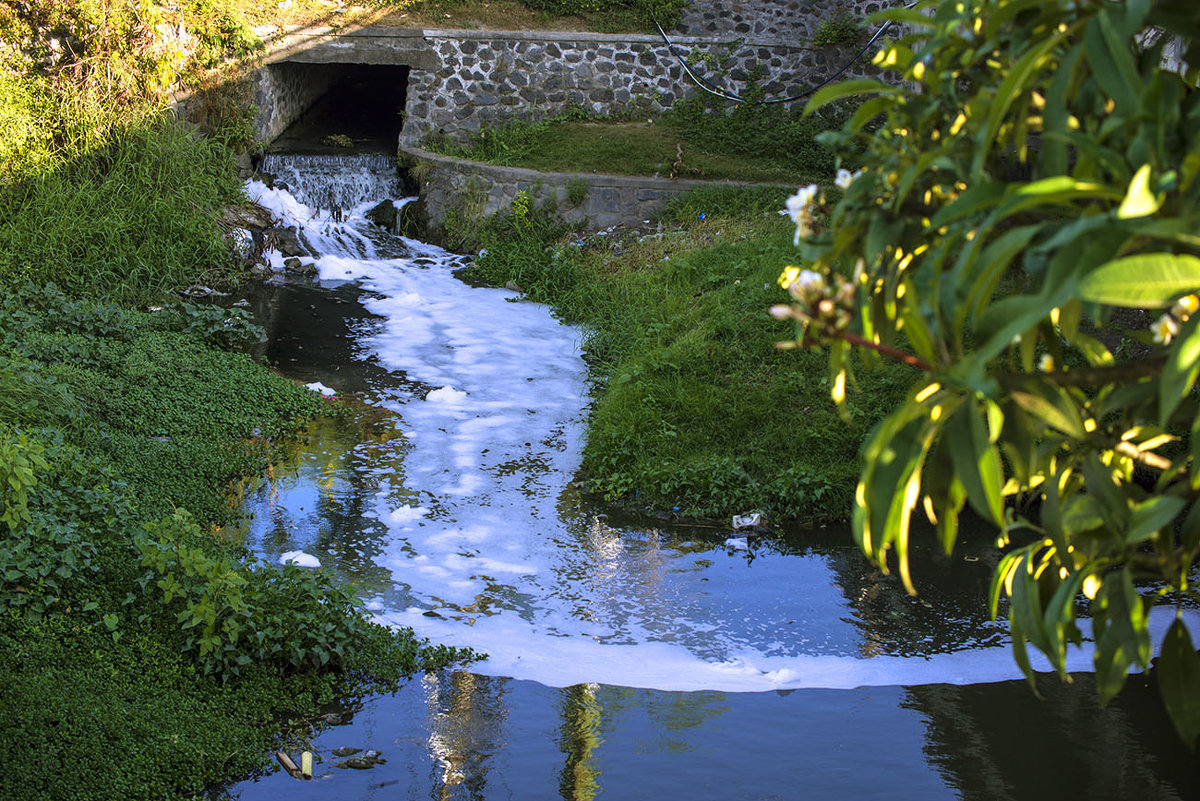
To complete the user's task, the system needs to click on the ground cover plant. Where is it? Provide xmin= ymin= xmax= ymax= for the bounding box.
xmin=459 ymin=185 xmax=913 ymax=522
xmin=0 ymin=4 xmax=480 ymax=798
xmin=0 ymin=285 xmax=480 ymax=801
xmin=191 ymin=0 xmax=685 ymax=35
xmin=776 ymin=0 xmax=1200 ymax=743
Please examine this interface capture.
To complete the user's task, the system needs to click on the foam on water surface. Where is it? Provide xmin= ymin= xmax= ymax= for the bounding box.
xmin=244 ymin=169 xmax=1195 ymax=695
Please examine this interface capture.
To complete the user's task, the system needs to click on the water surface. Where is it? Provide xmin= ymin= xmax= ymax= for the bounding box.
xmin=229 ymin=157 xmax=1199 ymax=799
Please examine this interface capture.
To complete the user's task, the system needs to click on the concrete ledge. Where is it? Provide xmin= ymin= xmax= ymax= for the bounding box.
xmin=400 ymin=145 xmax=790 ymax=237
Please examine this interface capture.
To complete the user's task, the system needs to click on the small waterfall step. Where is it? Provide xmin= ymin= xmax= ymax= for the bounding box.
xmin=259 ymin=153 xmax=403 ymax=210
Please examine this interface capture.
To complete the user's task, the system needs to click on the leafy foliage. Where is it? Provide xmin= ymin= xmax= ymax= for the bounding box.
xmin=783 ymin=0 xmax=1200 ymax=742
xmin=811 ymin=8 xmax=862 ymax=47
xmin=138 ymin=510 xmax=375 ymax=678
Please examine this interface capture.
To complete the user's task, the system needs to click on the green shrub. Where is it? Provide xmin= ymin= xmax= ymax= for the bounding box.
xmin=811 ymin=9 xmax=862 ymax=47
xmin=137 ymin=510 xmax=374 ymax=678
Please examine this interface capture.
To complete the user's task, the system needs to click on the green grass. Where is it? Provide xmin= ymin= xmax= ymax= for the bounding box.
xmin=425 ymin=97 xmax=855 ymax=185
xmin=0 ymin=6 xmax=482 ymax=795
xmin=461 ymin=186 xmax=914 ymax=523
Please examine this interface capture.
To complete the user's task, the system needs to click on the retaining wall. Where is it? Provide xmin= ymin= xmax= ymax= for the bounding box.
xmin=399 ymin=145 xmax=783 ymax=236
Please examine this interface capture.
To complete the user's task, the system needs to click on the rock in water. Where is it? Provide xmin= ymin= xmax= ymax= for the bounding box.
xmin=366 ymin=200 xmax=399 ymax=233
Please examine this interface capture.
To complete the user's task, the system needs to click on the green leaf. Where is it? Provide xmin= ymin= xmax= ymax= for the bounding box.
xmin=1042 ymin=569 xmax=1085 ymax=676
xmin=1125 ymin=495 xmax=1186 ymax=544
xmin=930 ymin=181 xmax=1006 ymax=228
xmin=1079 ymin=254 xmax=1200 ymax=308
xmin=1084 ymin=9 xmax=1141 ymax=112
xmin=1093 ymin=568 xmax=1151 ymax=705
xmin=1158 ymin=618 xmax=1200 ymax=748
xmin=803 ymin=79 xmax=903 ymax=116
xmin=1117 ymin=164 xmax=1162 ymax=218
xmin=1161 ymin=314 xmax=1200 ymax=425
xmin=945 ymin=402 xmax=1005 ymax=527
xmin=1010 ymin=387 xmax=1085 ymax=439
xmin=989 ymin=548 xmax=1024 ymax=620
xmin=973 ymin=31 xmax=1067 ymax=174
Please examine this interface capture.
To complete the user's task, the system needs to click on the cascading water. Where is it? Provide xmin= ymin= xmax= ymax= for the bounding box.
xmin=230 ymin=155 xmax=1199 ymax=800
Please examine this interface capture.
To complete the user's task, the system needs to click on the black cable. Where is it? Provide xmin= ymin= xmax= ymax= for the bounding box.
xmin=653 ymin=1 xmax=921 ymax=105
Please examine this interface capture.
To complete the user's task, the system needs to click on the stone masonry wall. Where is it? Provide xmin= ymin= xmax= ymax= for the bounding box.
xmin=400 ymin=24 xmax=883 ymax=145
xmin=675 ymin=0 xmax=894 ymax=42
xmin=255 ymin=61 xmax=341 ymax=143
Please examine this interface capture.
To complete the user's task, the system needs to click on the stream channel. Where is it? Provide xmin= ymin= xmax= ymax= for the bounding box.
xmin=228 ymin=155 xmax=1199 ymax=800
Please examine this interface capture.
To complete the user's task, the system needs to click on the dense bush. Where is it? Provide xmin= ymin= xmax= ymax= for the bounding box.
xmin=786 ymin=0 xmax=1200 ymax=742
xmin=662 ymin=94 xmax=856 ymax=177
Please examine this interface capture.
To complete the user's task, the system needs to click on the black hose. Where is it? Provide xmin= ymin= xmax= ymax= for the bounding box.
xmin=653 ymin=2 xmax=920 ymax=105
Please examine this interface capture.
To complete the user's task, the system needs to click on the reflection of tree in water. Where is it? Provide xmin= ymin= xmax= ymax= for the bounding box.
xmin=905 ymin=676 xmax=1198 ymax=800
xmin=424 ymin=670 xmax=509 ymax=801
xmin=558 ymin=684 xmax=603 ymax=801
xmin=817 ymin=529 xmax=1006 ymax=658
xmin=554 ymin=684 xmax=730 ymax=800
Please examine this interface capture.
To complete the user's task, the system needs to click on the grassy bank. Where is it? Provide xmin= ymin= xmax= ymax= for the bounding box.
xmin=0 ymin=4 xmax=480 ymax=799
xmin=425 ymin=96 xmax=853 ymax=185
xmin=460 ymin=186 xmax=913 ymax=523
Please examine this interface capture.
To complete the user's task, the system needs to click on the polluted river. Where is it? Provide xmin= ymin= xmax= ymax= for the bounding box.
xmin=227 ymin=154 xmax=1199 ymax=800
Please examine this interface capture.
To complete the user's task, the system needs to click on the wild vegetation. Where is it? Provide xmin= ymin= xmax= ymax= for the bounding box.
xmin=422 ymin=87 xmax=857 ymax=185
xmin=0 ymin=2 xmax=479 ymax=799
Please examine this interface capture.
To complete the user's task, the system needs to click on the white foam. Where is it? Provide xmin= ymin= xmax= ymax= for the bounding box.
xmin=280 ymin=550 xmax=321 ymax=568
xmin=388 ymin=505 xmax=429 ymax=525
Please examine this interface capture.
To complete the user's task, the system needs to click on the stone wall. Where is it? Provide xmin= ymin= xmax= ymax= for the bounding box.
xmin=254 ymin=0 xmax=898 ymax=147
xmin=255 ymin=61 xmax=341 ymax=143
xmin=675 ymin=0 xmax=893 ymax=42
xmin=400 ymin=26 xmax=881 ymax=145
xmin=399 ymin=145 xmax=778 ymax=237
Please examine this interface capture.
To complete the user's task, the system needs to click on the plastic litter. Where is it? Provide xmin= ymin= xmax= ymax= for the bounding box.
xmin=732 ymin=512 xmax=762 ymax=530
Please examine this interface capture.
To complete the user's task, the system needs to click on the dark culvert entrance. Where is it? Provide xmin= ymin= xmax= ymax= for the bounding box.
xmin=268 ymin=63 xmax=410 ymax=154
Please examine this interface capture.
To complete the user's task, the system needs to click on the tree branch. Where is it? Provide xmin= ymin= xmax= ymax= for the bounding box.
xmin=1000 ymin=356 xmax=1167 ymax=391
xmin=836 ymin=331 xmax=934 ymax=371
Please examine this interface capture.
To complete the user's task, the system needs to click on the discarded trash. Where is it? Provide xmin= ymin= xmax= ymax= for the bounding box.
xmin=732 ymin=512 xmax=762 ymax=530
xmin=724 ymin=536 xmax=749 ymax=551
xmin=276 ymin=751 xmax=301 ymax=779
xmin=301 ymin=751 xmax=313 ymax=780
xmin=280 ymin=551 xmax=321 ymax=568
xmin=305 ymin=381 xmax=337 ymax=397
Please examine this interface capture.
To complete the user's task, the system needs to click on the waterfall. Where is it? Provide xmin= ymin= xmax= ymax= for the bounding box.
xmin=259 ymin=153 xmax=403 ymax=210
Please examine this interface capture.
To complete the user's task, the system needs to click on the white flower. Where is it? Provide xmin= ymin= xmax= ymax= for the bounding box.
xmin=835 ymin=168 xmax=855 ymax=190
xmin=1038 ymin=354 xmax=1055 ymax=372
xmin=795 ymin=269 xmax=824 ymax=290
xmin=781 ymin=184 xmax=819 ymax=245
xmin=1153 ymin=313 xmax=1179 ymax=344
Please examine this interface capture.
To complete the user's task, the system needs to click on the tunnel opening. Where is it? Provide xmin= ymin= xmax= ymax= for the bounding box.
xmin=265 ymin=62 xmax=410 ymax=155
